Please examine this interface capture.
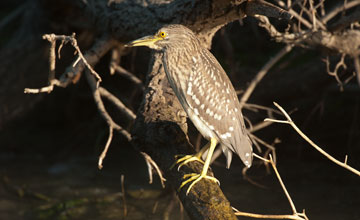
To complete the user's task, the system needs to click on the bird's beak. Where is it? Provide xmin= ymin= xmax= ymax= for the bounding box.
xmin=125 ymin=35 xmax=162 ymax=47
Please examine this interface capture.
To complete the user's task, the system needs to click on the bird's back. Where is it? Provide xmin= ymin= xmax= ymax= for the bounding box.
xmin=163 ymin=38 xmax=252 ymax=168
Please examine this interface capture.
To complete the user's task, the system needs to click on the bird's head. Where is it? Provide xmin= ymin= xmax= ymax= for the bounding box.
xmin=125 ymin=24 xmax=199 ymax=51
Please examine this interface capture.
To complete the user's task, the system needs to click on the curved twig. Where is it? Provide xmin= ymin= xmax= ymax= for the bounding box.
xmin=234 ymin=153 xmax=308 ymax=220
xmin=239 ymin=45 xmax=293 ymax=108
xmin=265 ymin=102 xmax=360 ymax=177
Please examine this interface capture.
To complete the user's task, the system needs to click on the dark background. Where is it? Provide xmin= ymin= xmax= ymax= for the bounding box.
xmin=1 ymin=1 xmax=360 ymax=219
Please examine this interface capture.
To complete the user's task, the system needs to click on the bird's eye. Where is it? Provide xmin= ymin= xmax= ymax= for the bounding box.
xmin=159 ymin=31 xmax=167 ymax=38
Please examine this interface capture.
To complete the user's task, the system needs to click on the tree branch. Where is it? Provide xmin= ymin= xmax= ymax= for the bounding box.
xmin=239 ymin=44 xmax=293 ymax=108
xmin=265 ymin=102 xmax=360 ymax=177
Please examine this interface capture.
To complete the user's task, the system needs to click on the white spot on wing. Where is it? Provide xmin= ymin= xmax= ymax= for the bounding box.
xmin=194 ymin=108 xmax=199 ymax=115
xmin=187 ymin=82 xmax=192 ymax=95
xmin=220 ymin=134 xmax=227 ymax=139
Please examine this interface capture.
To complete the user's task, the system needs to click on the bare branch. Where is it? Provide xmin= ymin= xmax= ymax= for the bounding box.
xmin=85 ymin=71 xmax=131 ymax=141
xmin=288 ymin=8 xmax=313 ymax=29
xmin=234 ymin=153 xmax=308 ymax=220
xmin=322 ymin=0 xmax=360 ymax=24
xmin=111 ymin=63 xmax=145 ymax=90
xmin=328 ymin=8 xmax=360 ymax=32
xmin=141 ymin=152 xmax=166 ymax=188
xmin=121 ymin=174 xmax=128 ymax=217
xmin=295 ymin=0 xmax=326 ymax=30
xmin=65 ymin=33 xmax=102 ymax=86
xmin=24 ymin=81 xmax=59 ymax=94
xmin=24 ymin=33 xmax=116 ymax=93
xmin=109 ymin=48 xmax=121 ymax=75
xmin=99 ymin=87 xmax=136 ymax=120
xmin=265 ymin=102 xmax=360 ymax=177
xmin=98 ymin=125 xmax=114 ymax=169
xmin=239 ymin=45 xmax=293 ymax=108
xmin=84 ymin=69 xmax=131 ymax=168
xmin=324 ymin=54 xmax=347 ymax=91
xmin=270 ymin=155 xmax=297 ymax=214
xmin=250 ymin=134 xmax=275 ymax=152
xmin=234 ymin=209 xmax=307 ymax=220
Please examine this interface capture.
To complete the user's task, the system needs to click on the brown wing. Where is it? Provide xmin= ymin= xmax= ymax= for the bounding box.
xmin=185 ymin=48 xmax=253 ymax=168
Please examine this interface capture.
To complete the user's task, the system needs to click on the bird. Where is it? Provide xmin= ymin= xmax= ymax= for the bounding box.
xmin=126 ymin=24 xmax=253 ymax=195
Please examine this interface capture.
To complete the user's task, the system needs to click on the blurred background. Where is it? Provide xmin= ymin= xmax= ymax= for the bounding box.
xmin=1 ymin=0 xmax=360 ymax=219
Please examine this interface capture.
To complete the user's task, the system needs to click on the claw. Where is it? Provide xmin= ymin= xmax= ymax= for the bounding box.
xmin=170 ymin=142 xmax=211 ymax=171
xmin=176 ymin=138 xmax=220 ymax=195
xmin=179 ymin=173 xmax=219 ymax=195
xmin=175 ymin=155 xmax=204 ymax=171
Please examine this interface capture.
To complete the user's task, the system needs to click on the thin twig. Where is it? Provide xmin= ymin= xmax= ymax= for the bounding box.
xmin=25 ymin=33 xmax=115 ymax=93
xmin=239 ymin=45 xmax=293 ymax=108
xmin=249 ymin=121 xmax=274 ymax=133
xmin=109 ymin=48 xmax=121 ymax=75
xmin=111 ymin=63 xmax=144 ymax=90
xmin=85 ymin=71 xmax=131 ymax=141
xmin=288 ymin=8 xmax=313 ymax=29
xmin=98 ymin=126 xmax=114 ymax=169
xmin=234 ymin=153 xmax=308 ymax=220
xmin=324 ymin=54 xmax=347 ymax=91
xmin=24 ymin=83 xmax=57 ymax=94
xmin=250 ymin=134 xmax=275 ymax=152
xmin=322 ymin=1 xmax=360 ymax=24
xmin=85 ymin=69 xmax=131 ymax=169
xmin=265 ymin=102 xmax=360 ymax=177
xmin=141 ymin=152 xmax=166 ymax=188
xmin=48 ymin=40 xmax=56 ymax=82
xmin=296 ymin=0 xmax=326 ymax=30
xmin=234 ymin=209 xmax=307 ymax=220
xmin=121 ymin=174 xmax=128 ymax=217
xmin=270 ymin=155 xmax=297 ymax=214
xmin=243 ymin=103 xmax=281 ymax=115
xmin=99 ymin=87 xmax=136 ymax=120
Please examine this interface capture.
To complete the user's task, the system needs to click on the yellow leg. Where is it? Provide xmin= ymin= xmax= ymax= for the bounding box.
xmin=171 ymin=142 xmax=210 ymax=171
xmin=179 ymin=138 xmax=220 ymax=195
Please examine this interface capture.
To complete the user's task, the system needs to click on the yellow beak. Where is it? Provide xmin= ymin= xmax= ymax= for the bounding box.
xmin=125 ymin=35 xmax=162 ymax=47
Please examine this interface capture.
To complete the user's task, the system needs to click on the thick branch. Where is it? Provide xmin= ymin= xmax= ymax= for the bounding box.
xmin=69 ymin=0 xmax=289 ymax=47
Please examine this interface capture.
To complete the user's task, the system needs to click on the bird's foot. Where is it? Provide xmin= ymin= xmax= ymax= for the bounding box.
xmin=179 ymin=173 xmax=220 ymax=195
xmin=171 ymin=154 xmax=204 ymax=171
